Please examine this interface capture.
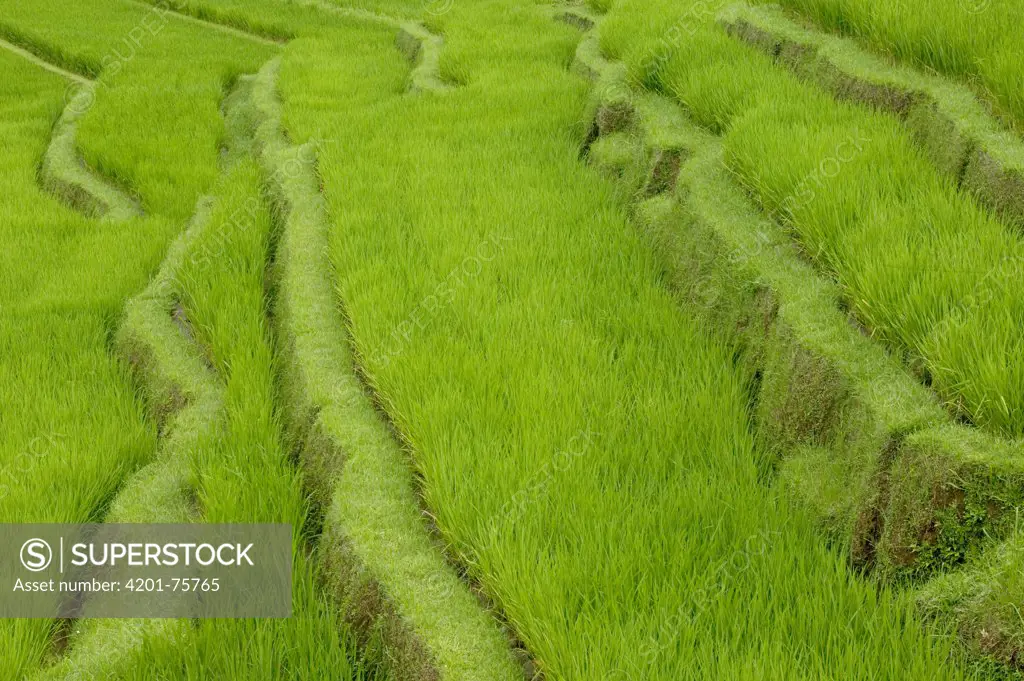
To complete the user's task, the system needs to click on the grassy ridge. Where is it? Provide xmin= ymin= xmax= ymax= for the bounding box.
xmin=30 ymin=76 xmax=368 ymax=679
xmin=0 ymin=3 xmax=353 ymax=677
xmin=0 ymin=0 xmax=273 ymax=222
xmin=599 ymin=0 xmax=1024 ymax=438
xmin=40 ymin=83 xmax=143 ymax=222
xmin=719 ymin=3 xmax=1024 ymax=232
xmin=128 ymin=0 xmax=446 ymax=41
xmin=253 ymin=48 xmax=521 ymax=679
xmin=278 ymin=1 xmax=971 ymax=678
xmin=96 ymin=159 xmax=367 ymax=681
xmin=0 ymin=0 xmax=272 ymax=314
xmin=0 ymin=1 xmax=268 ymax=671
xmin=748 ymin=0 xmax=1024 ymax=133
xmin=35 ymin=190 xmax=220 ymax=681
xmin=920 ymin=529 xmax=1024 ymax=672
xmin=0 ymin=48 xmax=155 ymax=678
xmin=576 ymin=21 xmax=1024 ymax=670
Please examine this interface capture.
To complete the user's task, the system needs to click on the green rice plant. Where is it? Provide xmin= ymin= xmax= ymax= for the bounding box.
xmin=747 ymin=0 xmax=1024 ymax=133
xmin=600 ymin=0 xmax=1024 ymax=438
xmin=0 ymin=38 xmax=139 ymax=221
xmin=134 ymin=0 xmax=455 ymax=93
xmin=0 ymin=47 xmax=155 ymax=679
xmin=275 ymin=2 xmax=975 ymax=677
xmin=577 ymin=18 xmax=1024 ymax=583
xmin=40 ymin=84 xmax=143 ymax=222
xmin=94 ymin=158 xmax=368 ymax=681
xmin=122 ymin=0 xmax=287 ymax=44
xmin=719 ymin=3 xmax=1024 ymax=231
xmin=0 ymin=4 xmax=322 ymax=676
xmin=252 ymin=49 xmax=520 ymax=679
xmin=35 ymin=190 xmax=221 ymax=681
xmin=32 ymin=81 xmax=367 ymax=679
xmin=586 ymin=9 xmax=1024 ymax=669
xmin=128 ymin=0 xmax=301 ymax=40
xmin=2 ymin=0 xmax=503 ymax=676
xmin=126 ymin=0 xmax=426 ymax=37
xmin=0 ymin=0 xmax=1016 ymax=677
xmin=0 ymin=0 xmax=274 ymax=222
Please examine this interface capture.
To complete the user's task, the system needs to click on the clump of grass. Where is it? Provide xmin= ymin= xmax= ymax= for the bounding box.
xmin=918 ymin=530 xmax=1024 ymax=676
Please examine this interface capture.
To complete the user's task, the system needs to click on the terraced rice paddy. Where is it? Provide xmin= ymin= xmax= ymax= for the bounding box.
xmin=1 ymin=0 xmax=1022 ymax=679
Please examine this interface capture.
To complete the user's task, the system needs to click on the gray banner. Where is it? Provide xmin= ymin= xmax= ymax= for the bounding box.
xmin=0 ymin=524 xmax=291 ymax=618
